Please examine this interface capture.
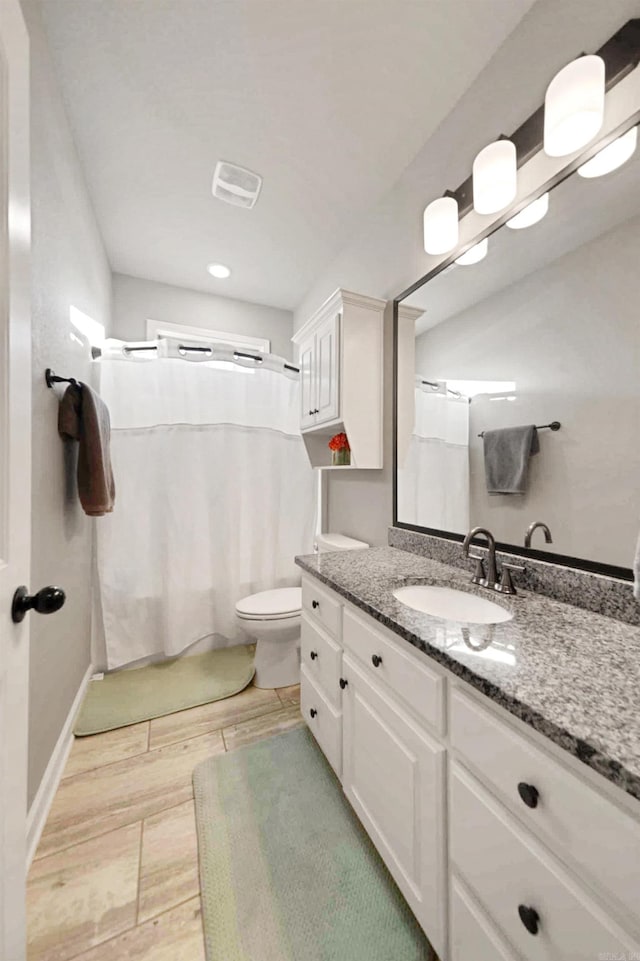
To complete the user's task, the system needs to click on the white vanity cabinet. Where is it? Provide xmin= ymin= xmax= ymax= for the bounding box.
xmin=298 ymin=573 xmax=640 ymax=961
xmin=292 ymin=289 xmax=385 ymax=468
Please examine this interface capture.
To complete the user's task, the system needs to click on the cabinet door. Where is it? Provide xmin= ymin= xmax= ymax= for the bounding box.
xmin=342 ymin=653 xmax=446 ymax=959
xmin=299 ymin=336 xmax=316 ymax=430
xmin=315 ymin=313 xmax=340 ymax=425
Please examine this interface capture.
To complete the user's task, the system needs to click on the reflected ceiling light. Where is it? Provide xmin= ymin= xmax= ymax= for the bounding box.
xmin=455 ymin=238 xmax=488 ymax=266
xmin=506 ymin=192 xmax=549 ymax=230
xmin=207 ymin=263 xmax=231 ymax=279
xmin=544 ymin=55 xmax=605 ymax=157
xmin=423 ymin=196 xmax=459 ymax=254
xmin=472 ymin=139 xmax=517 ymax=214
xmin=578 ymin=125 xmax=638 ymax=178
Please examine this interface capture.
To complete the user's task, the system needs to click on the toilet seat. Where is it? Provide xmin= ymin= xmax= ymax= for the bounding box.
xmin=235 ymin=587 xmax=302 ymax=621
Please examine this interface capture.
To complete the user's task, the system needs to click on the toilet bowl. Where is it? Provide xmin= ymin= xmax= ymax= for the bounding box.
xmin=235 ymin=533 xmax=369 ymax=689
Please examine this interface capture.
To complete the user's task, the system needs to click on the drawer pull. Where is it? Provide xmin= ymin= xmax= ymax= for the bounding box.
xmin=518 ymin=904 xmax=540 ymax=936
xmin=312 ymin=600 xmax=319 ymax=609
xmin=309 ymin=708 xmax=317 ymax=719
xmin=310 ymin=650 xmax=318 ymax=660
xmin=517 ymin=782 xmax=540 ymax=809
xmin=339 ymin=677 xmax=348 ymax=690
xmin=371 ymin=654 xmax=382 ymax=668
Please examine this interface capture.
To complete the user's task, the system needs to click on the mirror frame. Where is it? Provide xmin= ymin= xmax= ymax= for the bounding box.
xmin=393 ymin=113 xmax=640 ymax=582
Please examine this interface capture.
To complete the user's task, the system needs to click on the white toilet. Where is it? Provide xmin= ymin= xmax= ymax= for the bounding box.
xmin=235 ymin=533 xmax=369 ymax=688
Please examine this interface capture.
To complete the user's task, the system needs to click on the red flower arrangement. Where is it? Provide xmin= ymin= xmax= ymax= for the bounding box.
xmin=328 ymin=432 xmax=350 ymax=452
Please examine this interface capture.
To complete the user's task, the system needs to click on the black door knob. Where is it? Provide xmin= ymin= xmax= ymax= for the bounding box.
xmin=371 ymin=654 xmax=382 ymax=668
xmin=12 ymin=585 xmax=66 ymax=624
xmin=310 ymin=650 xmax=318 ymax=660
xmin=312 ymin=600 xmax=319 ymax=609
xmin=517 ymin=782 xmax=540 ymax=809
xmin=518 ymin=904 xmax=540 ymax=935
xmin=339 ymin=678 xmax=348 ymax=690
xmin=310 ymin=708 xmax=317 ymax=719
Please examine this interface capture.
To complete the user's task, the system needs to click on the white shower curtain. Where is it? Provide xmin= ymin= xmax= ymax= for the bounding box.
xmin=397 ymin=387 xmax=470 ymax=532
xmin=94 ymin=350 xmax=316 ymax=669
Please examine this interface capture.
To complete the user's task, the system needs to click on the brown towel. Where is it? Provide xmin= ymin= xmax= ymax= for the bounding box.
xmin=58 ymin=383 xmax=115 ymax=516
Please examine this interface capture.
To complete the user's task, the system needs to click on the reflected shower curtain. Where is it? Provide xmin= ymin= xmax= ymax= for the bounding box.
xmin=398 ymin=388 xmax=470 ymax=532
xmin=94 ymin=355 xmax=316 ymax=669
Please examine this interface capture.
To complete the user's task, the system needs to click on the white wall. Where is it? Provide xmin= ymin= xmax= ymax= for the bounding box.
xmin=23 ymin=0 xmax=113 ymax=807
xmin=112 ymin=273 xmax=294 ymax=360
xmin=293 ymin=0 xmax=640 ymax=547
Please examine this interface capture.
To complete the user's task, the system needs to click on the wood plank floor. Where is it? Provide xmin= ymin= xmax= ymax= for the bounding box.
xmin=27 ymin=682 xmax=302 ymax=961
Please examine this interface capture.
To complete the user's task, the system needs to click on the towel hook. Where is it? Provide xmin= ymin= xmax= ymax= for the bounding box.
xmin=45 ymin=368 xmax=80 ymax=389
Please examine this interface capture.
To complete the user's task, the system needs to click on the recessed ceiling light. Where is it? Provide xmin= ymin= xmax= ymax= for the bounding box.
xmin=506 ymin=192 xmax=549 ymax=230
xmin=577 ymin=126 xmax=638 ymax=178
xmin=207 ymin=263 xmax=231 ymax=279
xmin=455 ymin=238 xmax=488 ymax=266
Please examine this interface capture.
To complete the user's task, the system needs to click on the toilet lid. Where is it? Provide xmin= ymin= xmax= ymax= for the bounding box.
xmin=236 ymin=587 xmax=302 ymax=618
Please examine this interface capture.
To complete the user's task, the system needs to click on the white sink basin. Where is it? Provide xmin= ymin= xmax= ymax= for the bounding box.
xmin=393 ymin=585 xmax=513 ymax=625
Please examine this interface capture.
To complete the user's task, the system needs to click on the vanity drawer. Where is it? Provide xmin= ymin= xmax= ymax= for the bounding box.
xmin=450 ymin=687 xmax=640 ymax=925
xmin=342 ymin=607 xmax=445 ymax=735
xmin=450 ymin=763 xmax=639 ymax=961
xmin=301 ymin=576 xmax=342 ymax=640
xmin=300 ymin=663 xmax=342 ymax=778
xmin=301 ymin=613 xmax=342 ymax=707
xmin=451 ymin=877 xmax=517 ymax=961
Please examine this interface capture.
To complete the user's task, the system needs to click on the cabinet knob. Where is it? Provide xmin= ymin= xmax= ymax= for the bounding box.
xmin=339 ymin=677 xmax=348 ymax=690
xmin=517 ymin=782 xmax=540 ymax=809
xmin=518 ymin=904 xmax=540 ymax=936
xmin=308 ymin=409 xmax=314 ymax=416
xmin=310 ymin=708 xmax=317 ymax=719
xmin=371 ymin=654 xmax=382 ymax=668
xmin=310 ymin=650 xmax=318 ymax=661
xmin=312 ymin=600 xmax=319 ymax=609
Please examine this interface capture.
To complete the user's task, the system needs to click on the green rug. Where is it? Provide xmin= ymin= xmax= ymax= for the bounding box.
xmin=74 ymin=646 xmax=255 ymax=736
xmin=193 ymin=726 xmax=432 ymax=961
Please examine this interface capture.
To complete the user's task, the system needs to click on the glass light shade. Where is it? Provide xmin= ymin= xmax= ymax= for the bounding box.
xmin=506 ymin=192 xmax=549 ymax=230
xmin=578 ymin=126 xmax=638 ymax=178
xmin=455 ymin=238 xmax=488 ymax=266
xmin=544 ymin=55 xmax=605 ymax=157
xmin=423 ymin=196 xmax=459 ymax=254
xmin=472 ymin=140 xmax=517 ymax=214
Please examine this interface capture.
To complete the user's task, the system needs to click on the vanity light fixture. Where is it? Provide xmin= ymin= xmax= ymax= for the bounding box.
xmin=506 ymin=192 xmax=550 ymax=230
xmin=423 ymin=196 xmax=459 ymax=255
xmin=207 ymin=263 xmax=232 ymax=279
xmin=472 ymin=139 xmax=517 ymax=214
xmin=455 ymin=238 xmax=488 ymax=266
xmin=578 ymin=125 xmax=638 ymax=177
xmin=544 ymin=55 xmax=605 ymax=157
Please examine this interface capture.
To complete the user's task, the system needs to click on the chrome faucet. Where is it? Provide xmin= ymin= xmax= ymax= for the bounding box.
xmin=524 ymin=521 xmax=553 ymax=549
xmin=462 ymin=527 xmax=498 ymax=588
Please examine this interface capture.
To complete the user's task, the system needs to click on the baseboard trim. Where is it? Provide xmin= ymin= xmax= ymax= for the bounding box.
xmin=26 ymin=662 xmax=93 ymax=866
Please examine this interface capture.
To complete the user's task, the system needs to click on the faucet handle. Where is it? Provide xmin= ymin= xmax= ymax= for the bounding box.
xmin=468 ymin=553 xmax=486 ymax=585
xmin=497 ymin=562 xmax=525 ymax=595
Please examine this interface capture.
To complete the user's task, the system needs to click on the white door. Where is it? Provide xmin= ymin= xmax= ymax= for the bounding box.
xmin=342 ymin=653 xmax=447 ymax=959
xmin=314 ymin=313 xmax=340 ymax=425
xmin=299 ymin=336 xmax=316 ymax=430
xmin=0 ymin=3 xmax=31 ymax=959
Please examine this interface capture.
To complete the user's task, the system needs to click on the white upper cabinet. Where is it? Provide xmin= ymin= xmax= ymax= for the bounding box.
xmin=292 ymin=289 xmax=385 ymax=469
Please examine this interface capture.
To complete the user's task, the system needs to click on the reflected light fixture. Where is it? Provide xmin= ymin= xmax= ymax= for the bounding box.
xmin=455 ymin=238 xmax=488 ymax=266
xmin=472 ymin=139 xmax=517 ymax=214
xmin=506 ymin=192 xmax=549 ymax=230
xmin=544 ymin=55 xmax=605 ymax=157
xmin=423 ymin=196 xmax=459 ymax=254
xmin=578 ymin=125 xmax=638 ymax=177
xmin=207 ymin=263 xmax=231 ymax=279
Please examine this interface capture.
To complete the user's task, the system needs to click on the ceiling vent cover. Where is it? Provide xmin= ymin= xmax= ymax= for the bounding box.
xmin=212 ymin=161 xmax=262 ymax=209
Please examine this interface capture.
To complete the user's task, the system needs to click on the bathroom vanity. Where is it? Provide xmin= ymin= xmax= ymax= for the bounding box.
xmin=296 ymin=546 xmax=640 ymax=961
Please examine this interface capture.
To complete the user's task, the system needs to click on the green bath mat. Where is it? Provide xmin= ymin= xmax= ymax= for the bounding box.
xmin=74 ymin=646 xmax=255 ymax=735
xmin=193 ymin=726 xmax=432 ymax=961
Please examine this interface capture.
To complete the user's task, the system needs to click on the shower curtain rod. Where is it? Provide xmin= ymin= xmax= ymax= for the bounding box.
xmin=91 ymin=343 xmax=300 ymax=373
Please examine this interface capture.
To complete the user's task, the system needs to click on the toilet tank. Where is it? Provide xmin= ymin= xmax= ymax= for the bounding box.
xmin=315 ymin=533 xmax=369 ymax=553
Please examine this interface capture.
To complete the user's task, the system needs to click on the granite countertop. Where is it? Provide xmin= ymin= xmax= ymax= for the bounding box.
xmin=295 ymin=546 xmax=640 ymax=801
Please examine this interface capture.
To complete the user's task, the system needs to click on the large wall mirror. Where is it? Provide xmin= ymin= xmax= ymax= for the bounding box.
xmin=394 ymin=118 xmax=640 ymax=578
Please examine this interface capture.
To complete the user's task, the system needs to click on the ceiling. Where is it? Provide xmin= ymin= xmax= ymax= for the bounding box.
xmin=39 ymin=0 xmax=535 ymax=310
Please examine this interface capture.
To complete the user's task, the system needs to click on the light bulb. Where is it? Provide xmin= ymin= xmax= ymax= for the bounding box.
xmin=455 ymin=238 xmax=488 ymax=266
xmin=578 ymin=126 xmax=638 ymax=178
xmin=423 ymin=196 xmax=459 ymax=255
xmin=544 ymin=55 xmax=605 ymax=157
xmin=207 ymin=263 xmax=231 ymax=279
xmin=506 ymin=193 xmax=549 ymax=230
xmin=472 ymin=140 xmax=517 ymax=214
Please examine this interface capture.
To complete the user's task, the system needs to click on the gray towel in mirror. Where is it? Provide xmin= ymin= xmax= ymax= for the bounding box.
xmin=483 ymin=425 xmax=539 ymax=495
